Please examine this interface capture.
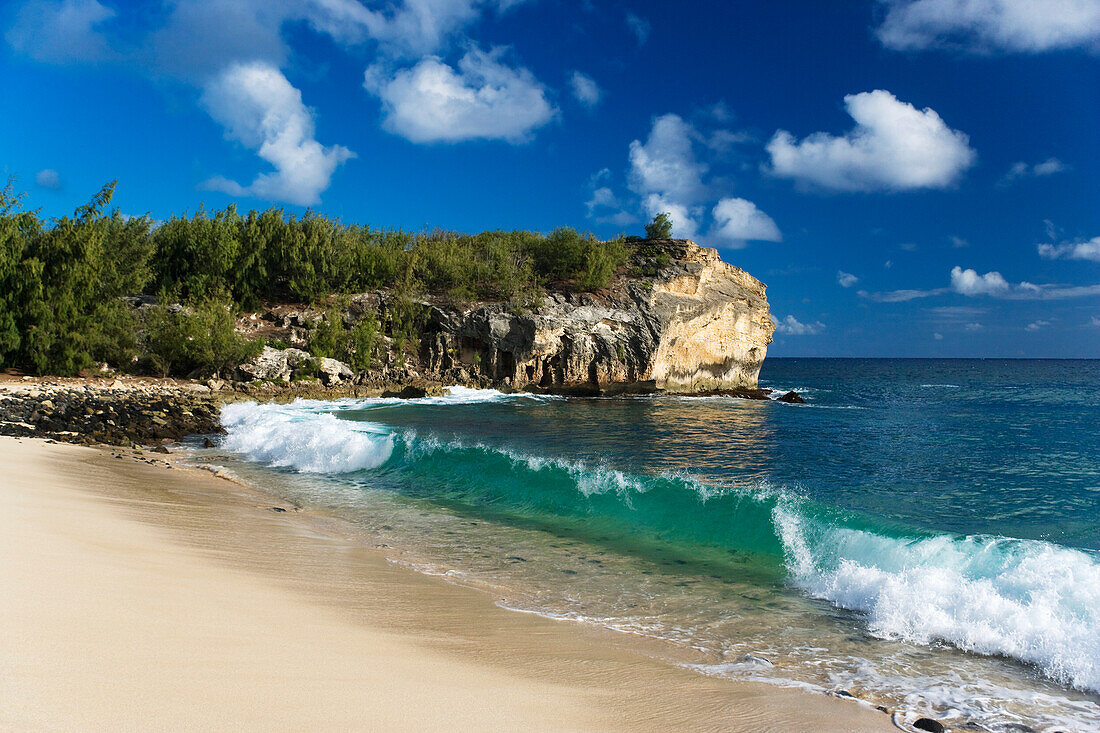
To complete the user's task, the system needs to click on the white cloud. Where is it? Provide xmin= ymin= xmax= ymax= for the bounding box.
xmin=934 ymin=332 xmax=944 ymax=340
xmin=625 ymin=12 xmax=650 ymax=45
xmin=837 ymin=270 xmax=859 ymax=287
xmin=863 ymin=265 xmax=1100 ymax=302
xmin=950 ymin=235 xmax=969 ymax=248
xmin=1091 ymin=316 xmax=1100 ymax=327
xmin=964 ymin=321 xmax=984 ymax=331
xmin=200 ymin=62 xmax=355 ymax=206
xmin=628 ymin=114 xmax=709 ymax=204
xmin=859 ymin=287 xmax=947 ymax=302
xmin=569 ymin=71 xmax=601 ymax=107
xmin=709 ymin=198 xmax=781 ymax=247
xmin=1026 ymin=320 xmax=1052 ymax=331
xmin=766 ymin=90 xmax=975 ymax=192
xmin=1037 ymin=236 xmax=1100 ymax=262
xmin=146 ymin=0 xmax=525 ymax=77
xmin=774 ymin=315 xmax=825 ymax=336
xmin=641 ymin=194 xmax=701 ymax=240
xmin=950 ymin=266 xmax=1010 ymax=296
xmin=365 ymin=48 xmax=556 ymax=143
xmin=876 ymin=0 xmax=1100 ymax=53
xmin=35 ymin=169 xmax=62 ymax=190
xmin=1001 ymin=157 xmax=1068 ymax=184
xmin=593 ymin=113 xmax=778 ymax=246
xmin=6 ymin=0 xmax=116 ymax=64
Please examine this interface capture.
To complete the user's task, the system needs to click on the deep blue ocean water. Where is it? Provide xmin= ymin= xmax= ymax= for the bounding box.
xmin=197 ymin=359 xmax=1100 ymax=731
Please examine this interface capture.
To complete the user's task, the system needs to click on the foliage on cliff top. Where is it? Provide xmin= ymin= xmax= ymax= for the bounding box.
xmin=0 ymin=180 xmax=632 ymax=375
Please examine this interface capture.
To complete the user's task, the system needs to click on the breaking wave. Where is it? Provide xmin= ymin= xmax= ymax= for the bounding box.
xmin=217 ymin=391 xmax=1100 ymax=694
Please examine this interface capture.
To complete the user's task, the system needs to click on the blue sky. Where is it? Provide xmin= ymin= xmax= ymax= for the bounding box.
xmin=3 ymin=0 xmax=1098 ymax=357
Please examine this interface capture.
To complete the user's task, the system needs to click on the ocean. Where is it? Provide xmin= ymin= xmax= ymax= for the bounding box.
xmin=192 ymin=359 xmax=1100 ymax=732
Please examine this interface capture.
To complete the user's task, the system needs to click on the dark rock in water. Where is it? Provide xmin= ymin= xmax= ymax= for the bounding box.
xmin=832 ymin=689 xmax=854 ymax=698
xmin=152 ymin=445 xmax=170 ymax=454
xmin=913 ymin=718 xmax=946 ymax=733
xmin=382 ymin=385 xmax=428 ymax=399
xmin=270 ymin=507 xmax=287 ymax=513
xmin=776 ymin=391 xmax=806 ymax=404
xmin=202 ymin=437 xmax=216 ymax=448
xmin=1000 ymin=725 xmax=1037 ymax=733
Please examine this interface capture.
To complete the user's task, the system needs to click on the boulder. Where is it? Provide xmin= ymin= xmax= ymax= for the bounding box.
xmin=776 ymin=391 xmax=806 ymax=404
xmin=913 ymin=719 xmax=945 ymax=733
xmin=317 ymin=357 xmax=354 ymax=386
xmin=237 ymin=347 xmax=311 ymax=382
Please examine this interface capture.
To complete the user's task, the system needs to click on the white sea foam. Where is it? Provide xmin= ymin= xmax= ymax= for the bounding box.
xmin=774 ymin=504 xmax=1100 ymax=693
xmin=220 ymin=402 xmax=395 ymax=473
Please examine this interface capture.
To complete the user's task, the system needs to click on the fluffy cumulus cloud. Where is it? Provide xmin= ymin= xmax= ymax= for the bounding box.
xmin=876 ymin=0 xmax=1100 ymax=53
xmin=950 ymin=266 xmax=1010 ymax=296
xmin=837 ymin=270 xmax=859 ymax=287
xmin=6 ymin=0 xmax=117 ymax=64
xmin=774 ymin=315 xmax=825 ymax=336
xmin=1038 ymin=236 xmax=1100 ymax=262
xmin=365 ymin=48 xmax=556 ymax=143
xmin=569 ymin=71 xmax=601 ymax=107
xmin=766 ymin=90 xmax=976 ymax=192
xmin=628 ymin=114 xmax=709 ymax=205
xmin=710 ymin=198 xmax=781 ymax=247
xmin=626 ymin=114 xmax=711 ymax=238
xmin=588 ymin=113 xmax=780 ymax=245
xmin=35 ymin=169 xmax=62 ymax=190
xmin=200 ymin=62 xmax=355 ymax=206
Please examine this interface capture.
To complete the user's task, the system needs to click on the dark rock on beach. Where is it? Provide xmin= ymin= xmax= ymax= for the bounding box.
xmin=0 ymin=378 xmax=222 ymax=447
xmin=913 ymin=718 xmax=946 ymax=733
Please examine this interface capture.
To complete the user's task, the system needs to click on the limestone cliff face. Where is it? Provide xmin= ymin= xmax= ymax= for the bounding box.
xmin=422 ymin=240 xmax=774 ymax=393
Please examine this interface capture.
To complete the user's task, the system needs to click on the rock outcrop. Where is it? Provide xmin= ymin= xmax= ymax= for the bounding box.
xmin=422 ymin=240 xmax=774 ymax=393
xmin=237 ymin=347 xmax=355 ymax=386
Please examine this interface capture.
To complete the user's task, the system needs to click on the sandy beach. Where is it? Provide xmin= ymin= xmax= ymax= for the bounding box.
xmin=0 ymin=435 xmax=891 ymax=731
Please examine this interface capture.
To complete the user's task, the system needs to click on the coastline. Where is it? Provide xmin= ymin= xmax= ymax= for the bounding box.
xmin=0 ymin=435 xmax=892 ymax=731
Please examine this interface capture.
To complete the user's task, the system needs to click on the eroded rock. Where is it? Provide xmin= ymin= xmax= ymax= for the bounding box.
xmin=421 ymin=240 xmax=774 ymax=393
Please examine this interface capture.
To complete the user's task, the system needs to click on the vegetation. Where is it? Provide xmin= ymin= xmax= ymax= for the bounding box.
xmin=140 ymin=296 xmax=262 ymax=378
xmin=307 ymin=305 xmax=379 ymax=371
xmin=0 ymin=179 xmax=635 ymax=377
xmin=645 ymin=212 xmax=673 ymax=239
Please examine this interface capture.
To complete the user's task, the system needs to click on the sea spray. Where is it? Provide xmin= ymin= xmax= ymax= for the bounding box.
xmin=775 ymin=505 xmax=1100 ymax=693
xmin=220 ymin=402 xmax=395 ymax=473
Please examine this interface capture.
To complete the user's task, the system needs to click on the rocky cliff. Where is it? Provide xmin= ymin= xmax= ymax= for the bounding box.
xmin=420 ymin=239 xmax=774 ymax=394
xmin=235 ymin=239 xmax=775 ymax=395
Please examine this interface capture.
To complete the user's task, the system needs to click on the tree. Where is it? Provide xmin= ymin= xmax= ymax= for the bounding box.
xmin=644 ymin=212 xmax=673 ymax=239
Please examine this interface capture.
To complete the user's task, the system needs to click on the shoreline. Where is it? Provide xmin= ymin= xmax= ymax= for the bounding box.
xmin=0 ymin=435 xmax=892 ymax=731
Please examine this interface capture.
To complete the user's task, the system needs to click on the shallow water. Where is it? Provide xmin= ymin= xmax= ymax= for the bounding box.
xmin=192 ymin=359 xmax=1100 ymax=731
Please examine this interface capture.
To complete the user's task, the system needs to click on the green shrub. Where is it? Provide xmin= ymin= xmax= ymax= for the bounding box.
xmin=645 ymin=212 xmax=673 ymax=239
xmin=307 ymin=307 xmax=379 ymax=371
xmin=1 ymin=177 xmax=642 ymax=377
xmin=141 ymin=296 xmax=261 ymax=378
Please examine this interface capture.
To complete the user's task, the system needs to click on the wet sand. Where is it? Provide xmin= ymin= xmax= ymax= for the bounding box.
xmin=0 ymin=436 xmax=892 ymax=731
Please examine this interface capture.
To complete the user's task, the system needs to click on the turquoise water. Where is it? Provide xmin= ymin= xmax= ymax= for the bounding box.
xmin=201 ymin=359 xmax=1100 ymax=731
